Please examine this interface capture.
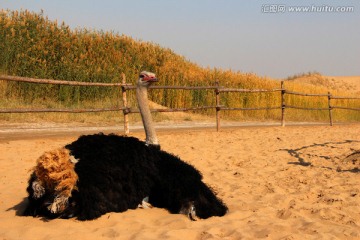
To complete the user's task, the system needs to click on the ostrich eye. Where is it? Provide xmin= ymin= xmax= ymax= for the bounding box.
xmin=139 ymin=74 xmax=145 ymax=78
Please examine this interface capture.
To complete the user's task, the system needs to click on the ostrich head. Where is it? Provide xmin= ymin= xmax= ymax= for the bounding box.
xmin=136 ymin=71 xmax=160 ymax=147
xmin=138 ymin=71 xmax=158 ymax=86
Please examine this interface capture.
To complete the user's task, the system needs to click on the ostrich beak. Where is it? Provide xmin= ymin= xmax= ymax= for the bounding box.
xmin=143 ymin=75 xmax=158 ymax=82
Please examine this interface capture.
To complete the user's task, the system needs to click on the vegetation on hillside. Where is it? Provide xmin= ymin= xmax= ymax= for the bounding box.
xmin=0 ymin=9 xmax=359 ymax=123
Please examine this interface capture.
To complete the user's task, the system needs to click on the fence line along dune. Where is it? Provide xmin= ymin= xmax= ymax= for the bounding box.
xmin=1 ymin=74 xmax=360 ymax=130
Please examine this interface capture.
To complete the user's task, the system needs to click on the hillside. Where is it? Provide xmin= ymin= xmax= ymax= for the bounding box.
xmin=324 ymin=76 xmax=360 ymax=94
xmin=0 ymin=9 xmax=359 ymax=123
xmin=0 ymin=10 xmax=276 ymax=105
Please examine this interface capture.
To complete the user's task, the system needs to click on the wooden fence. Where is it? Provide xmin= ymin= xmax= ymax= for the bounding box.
xmin=1 ymin=74 xmax=360 ymax=133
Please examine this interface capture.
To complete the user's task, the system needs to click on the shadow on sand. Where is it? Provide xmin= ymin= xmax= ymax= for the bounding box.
xmin=280 ymin=140 xmax=360 ymax=173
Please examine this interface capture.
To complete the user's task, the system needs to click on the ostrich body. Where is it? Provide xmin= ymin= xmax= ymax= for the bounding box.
xmin=23 ymin=71 xmax=227 ymax=220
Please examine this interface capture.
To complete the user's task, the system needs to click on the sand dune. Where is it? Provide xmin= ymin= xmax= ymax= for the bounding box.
xmin=0 ymin=125 xmax=359 ymax=239
xmin=288 ymin=74 xmax=360 ymax=94
xmin=325 ymin=76 xmax=360 ymax=94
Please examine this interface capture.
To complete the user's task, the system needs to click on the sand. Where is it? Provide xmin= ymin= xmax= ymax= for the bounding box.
xmin=0 ymin=125 xmax=359 ymax=240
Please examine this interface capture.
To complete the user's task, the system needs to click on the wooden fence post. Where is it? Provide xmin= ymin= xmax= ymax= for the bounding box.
xmin=281 ymin=81 xmax=286 ymax=127
xmin=328 ymin=91 xmax=333 ymax=126
xmin=215 ymin=81 xmax=221 ymax=131
xmin=121 ymin=73 xmax=129 ymax=135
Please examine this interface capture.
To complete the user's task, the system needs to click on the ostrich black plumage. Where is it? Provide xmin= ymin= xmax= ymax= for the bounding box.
xmin=23 ymin=71 xmax=228 ymax=220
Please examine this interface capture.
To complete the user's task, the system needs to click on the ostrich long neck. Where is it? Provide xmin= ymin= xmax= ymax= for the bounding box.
xmin=136 ymin=84 xmax=159 ymax=146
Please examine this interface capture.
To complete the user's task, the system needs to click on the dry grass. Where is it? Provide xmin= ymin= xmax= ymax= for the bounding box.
xmin=287 ymin=73 xmax=360 ymax=94
xmin=325 ymin=76 xmax=360 ymax=94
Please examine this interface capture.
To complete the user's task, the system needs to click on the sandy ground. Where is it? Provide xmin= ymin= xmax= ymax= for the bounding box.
xmin=0 ymin=125 xmax=359 ymax=240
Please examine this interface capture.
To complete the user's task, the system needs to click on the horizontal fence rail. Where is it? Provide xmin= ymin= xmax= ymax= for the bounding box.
xmin=333 ymin=106 xmax=360 ymax=111
xmin=284 ymin=90 xmax=330 ymax=97
xmin=331 ymin=96 xmax=360 ymax=100
xmin=218 ymin=88 xmax=282 ymax=93
xmin=124 ymin=85 xmax=219 ymax=90
xmin=285 ymin=105 xmax=330 ymax=111
xmin=0 ymin=75 xmax=131 ymax=87
xmin=221 ymin=107 xmax=280 ymax=111
xmin=0 ymin=75 xmax=359 ymax=132
xmin=0 ymin=107 xmax=126 ymax=113
xmin=128 ymin=106 xmax=216 ymax=114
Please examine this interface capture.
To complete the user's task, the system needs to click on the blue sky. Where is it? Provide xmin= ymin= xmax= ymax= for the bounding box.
xmin=1 ymin=0 xmax=359 ymax=78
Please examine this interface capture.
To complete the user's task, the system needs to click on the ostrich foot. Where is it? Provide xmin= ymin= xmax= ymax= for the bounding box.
xmin=138 ymin=196 xmax=153 ymax=209
xmin=180 ymin=201 xmax=199 ymax=221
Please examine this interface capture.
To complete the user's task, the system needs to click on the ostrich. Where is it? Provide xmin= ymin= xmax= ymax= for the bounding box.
xmin=23 ymin=71 xmax=228 ymax=220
